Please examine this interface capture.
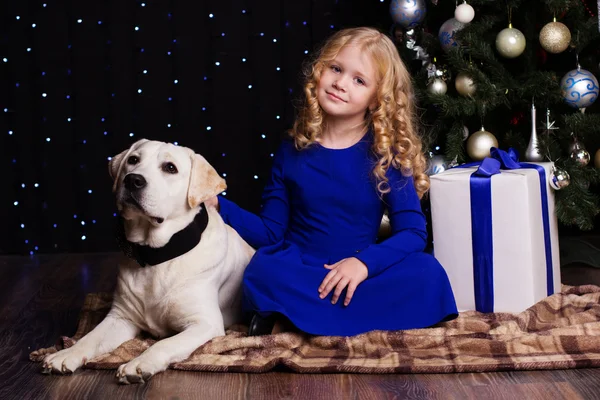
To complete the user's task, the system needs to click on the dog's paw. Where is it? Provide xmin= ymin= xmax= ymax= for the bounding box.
xmin=42 ymin=348 xmax=86 ymax=375
xmin=115 ymin=357 xmax=166 ymax=384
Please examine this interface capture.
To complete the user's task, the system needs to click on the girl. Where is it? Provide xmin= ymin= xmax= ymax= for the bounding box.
xmin=206 ymin=27 xmax=457 ymax=336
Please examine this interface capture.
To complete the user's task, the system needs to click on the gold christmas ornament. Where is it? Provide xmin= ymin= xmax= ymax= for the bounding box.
xmin=455 ymin=72 xmax=476 ymax=97
xmin=495 ymin=25 xmax=526 ymax=58
xmin=466 ymin=127 xmax=498 ymax=160
xmin=539 ymin=21 xmax=571 ymax=54
xmin=595 ymin=148 xmax=600 ymax=169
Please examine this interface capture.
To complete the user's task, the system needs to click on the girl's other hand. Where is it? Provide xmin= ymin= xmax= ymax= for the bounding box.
xmin=318 ymin=257 xmax=368 ymax=306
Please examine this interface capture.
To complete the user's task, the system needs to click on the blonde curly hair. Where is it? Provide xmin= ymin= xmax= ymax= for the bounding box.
xmin=288 ymin=27 xmax=429 ymax=198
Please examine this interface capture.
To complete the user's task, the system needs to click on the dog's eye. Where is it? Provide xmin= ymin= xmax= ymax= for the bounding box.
xmin=127 ymin=156 xmax=139 ymax=165
xmin=163 ymin=162 xmax=178 ymax=174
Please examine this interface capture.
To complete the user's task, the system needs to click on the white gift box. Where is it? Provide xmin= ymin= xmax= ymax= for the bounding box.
xmin=429 ymin=161 xmax=561 ymax=313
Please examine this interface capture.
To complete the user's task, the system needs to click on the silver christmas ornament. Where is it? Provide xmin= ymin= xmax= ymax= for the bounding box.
xmin=549 ymin=166 xmax=570 ymax=190
xmin=570 ymin=147 xmax=591 ymax=167
xmin=455 ymin=2 xmax=475 ymax=24
xmin=466 ymin=127 xmax=498 ymax=161
xmin=389 ymin=0 xmax=427 ymax=29
xmin=525 ymin=103 xmax=544 ymax=161
xmin=455 ymin=72 xmax=476 ymax=96
xmin=428 ymin=154 xmax=448 ymax=175
xmin=439 ymin=18 xmax=465 ymax=53
xmin=427 ymin=78 xmax=447 ymax=95
xmin=495 ymin=25 xmax=526 ymax=58
xmin=560 ymin=66 xmax=600 ymax=109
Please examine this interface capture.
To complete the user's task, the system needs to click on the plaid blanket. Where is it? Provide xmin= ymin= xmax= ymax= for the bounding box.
xmin=30 ymin=285 xmax=600 ymax=373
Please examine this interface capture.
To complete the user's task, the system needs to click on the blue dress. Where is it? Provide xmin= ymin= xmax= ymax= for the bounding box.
xmin=219 ymin=133 xmax=458 ymax=336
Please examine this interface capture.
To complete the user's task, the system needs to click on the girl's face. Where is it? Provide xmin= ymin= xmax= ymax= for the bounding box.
xmin=317 ymin=44 xmax=378 ymax=123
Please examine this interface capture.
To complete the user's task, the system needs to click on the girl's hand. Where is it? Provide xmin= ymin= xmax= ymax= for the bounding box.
xmin=318 ymin=257 xmax=368 ymax=306
xmin=204 ymin=196 xmax=219 ymax=211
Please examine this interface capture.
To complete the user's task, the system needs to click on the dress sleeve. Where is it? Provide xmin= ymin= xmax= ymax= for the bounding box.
xmin=354 ymin=167 xmax=427 ymax=278
xmin=218 ymin=142 xmax=290 ymax=248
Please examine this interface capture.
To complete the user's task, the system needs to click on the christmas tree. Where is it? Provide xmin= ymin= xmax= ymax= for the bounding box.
xmin=391 ymin=0 xmax=600 ymax=231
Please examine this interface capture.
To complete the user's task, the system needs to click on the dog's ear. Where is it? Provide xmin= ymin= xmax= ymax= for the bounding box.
xmin=188 ymin=153 xmax=227 ymax=209
xmin=108 ymin=139 xmax=149 ymax=192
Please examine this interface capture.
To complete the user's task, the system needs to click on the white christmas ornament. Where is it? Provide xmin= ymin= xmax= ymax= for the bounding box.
xmin=455 ymin=2 xmax=475 ymax=24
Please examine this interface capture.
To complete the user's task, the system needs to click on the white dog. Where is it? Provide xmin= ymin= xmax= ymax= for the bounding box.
xmin=42 ymin=139 xmax=254 ymax=384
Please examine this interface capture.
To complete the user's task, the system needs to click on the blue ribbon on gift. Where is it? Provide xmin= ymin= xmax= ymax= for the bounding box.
xmin=458 ymin=147 xmax=554 ymax=313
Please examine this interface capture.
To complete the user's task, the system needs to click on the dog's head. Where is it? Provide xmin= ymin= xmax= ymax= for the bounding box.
xmin=109 ymin=139 xmax=226 ymax=230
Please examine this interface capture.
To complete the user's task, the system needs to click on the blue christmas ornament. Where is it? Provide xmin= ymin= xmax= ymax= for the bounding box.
xmin=560 ymin=67 xmax=599 ymax=109
xmin=389 ymin=0 xmax=427 ymax=29
xmin=438 ymin=18 xmax=465 ymax=53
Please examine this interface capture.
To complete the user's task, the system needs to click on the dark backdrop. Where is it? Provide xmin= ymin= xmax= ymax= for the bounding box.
xmin=1 ymin=0 xmax=398 ymax=255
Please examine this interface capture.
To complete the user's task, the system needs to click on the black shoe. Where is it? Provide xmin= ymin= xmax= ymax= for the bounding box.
xmin=248 ymin=313 xmax=276 ymax=336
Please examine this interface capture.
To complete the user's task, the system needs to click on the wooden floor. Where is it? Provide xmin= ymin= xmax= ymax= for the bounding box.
xmin=2 ymin=252 xmax=600 ymax=400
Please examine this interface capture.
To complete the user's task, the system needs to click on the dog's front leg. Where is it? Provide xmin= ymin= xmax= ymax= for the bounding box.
xmin=116 ymin=320 xmax=224 ymax=384
xmin=42 ymin=313 xmax=139 ymax=374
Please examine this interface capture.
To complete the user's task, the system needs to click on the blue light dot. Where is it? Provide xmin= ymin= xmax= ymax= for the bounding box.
xmin=203 ymin=76 xmax=207 ymax=80
xmin=101 ymin=117 xmax=105 ymax=122
xmin=104 ymin=131 xmax=108 ymax=135
xmin=14 ymin=201 xmax=18 ymax=206
xmin=261 ymin=134 xmax=266 ymax=139
xmin=42 ymin=93 xmax=47 ymax=97
xmin=222 ymin=191 xmax=227 ymax=196
xmin=260 ymin=32 xmax=264 ymax=36
xmin=167 ymin=123 xmax=171 ymax=128
xmin=330 ymin=25 xmax=334 ymax=29
xmin=276 ymin=115 xmax=280 ymax=119
xmin=98 ymin=21 xmax=102 ymax=25
xmin=168 ymin=97 xmax=172 ymax=101
xmin=270 ymin=153 xmax=274 ymax=157
xmin=21 ymin=183 xmax=25 ymax=188
xmin=248 ymin=84 xmax=253 ymax=89
xmin=304 ymin=50 xmax=308 ymax=54
xmin=16 ymin=16 xmax=20 ymax=20
xmin=77 ymin=19 xmax=83 ymax=23
xmin=221 ymin=32 xmax=225 ymax=37
xmin=21 ymin=224 xmax=25 ymax=228
xmin=92 ymin=220 xmax=96 ymax=224
xmin=173 ymin=39 xmax=177 ymax=43
xmin=167 ymin=51 xmax=171 ymax=55
xmin=32 ymin=23 xmax=37 ymax=28
xmin=135 ymin=26 xmax=140 ymax=31
xmin=27 ymin=48 xmax=32 ymax=52
xmin=273 ymin=39 xmax=277 ymax=43
xmin=140 ymin=48 xmax=144 ymax=52
xmin=303 ymin=21 xmax=307 ymax=25
xmin=143 ymin=69 xmax=148 ymax=74
xmin=2 ymin=58 xmax=7 ymax=62
xmin=276 ymin=67 xmax=280 ymax=71
xmin=53 ymin=224 xmax=57 ymax=228
xmin=129 ymin=132 xmax=134 ymax=137
xmin=174 ymin=142 xmax=178 ymax=146
xmin=42 ymin=71 xmax=46 ymax=76
xmin=254 ymin=175 xmax=258 ymax=179
xmin=435 ymin=146 xmax=441 ymax=151
xmin=222 ymin=173 xmax=227 ymax=177
xmin=209 ymin=13 xmax=214 ymax=18
xmin=81 ymin=235 xmax=86 ymax=240
xmin=8 ymin=130 xmax=13 ymax=135
xmin=66 ymin=95 xmax=70 ymax=99
xmin=215 ymin=61 xmax=220 ymax=66
xmin=113 ymin=213 xmax=118 ymax=217
xmin=141 ymin=2 xmax=146 ymax=6
xmin=202 ymin=107 xmax=206 ymax=111
xmin=88 ymin=189 xmax=92 ymax=194
xmin=74 ymin=214 xmax=77 ymax=218
xmin=25 ymin=240 xmax=29 ymax=244
xmin=81 ymin=221 xmax=86 ymax=226
xmin=34 ymin=183 xmax=39 ymax=187
xmin=174 ymin=79 xmax=178 ymax=84
xmin=67 ymin=117 xmax=72 ymax=122
xmin=242 ymin=9 xmax=246 ymax=13
xmin=138 ymin=89 xmax=142 ymax=93
xmin=242 ymin=58 xmax=246 ymax=62
xmin=222 ymin=153 xmax=226 ymax=157
xmin=35 ymin=246 xmax=39 ymax=250
xmin=30 ymin=251 xmax=34 ymax=255
xmin=207 ymin=126 xmax=212 ymax=131
xmin=46 ymin=137 xmax=51 ymax=142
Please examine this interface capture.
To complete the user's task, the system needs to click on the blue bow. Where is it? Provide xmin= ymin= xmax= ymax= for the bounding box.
xmin=457 ymin=147 xmax=554 ymax=312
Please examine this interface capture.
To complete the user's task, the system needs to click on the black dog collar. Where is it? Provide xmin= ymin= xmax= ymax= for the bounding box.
xmin=116 ymin=206 xmax=209 ymax=267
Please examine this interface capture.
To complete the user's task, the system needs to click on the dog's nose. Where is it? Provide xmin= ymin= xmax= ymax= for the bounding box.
xmin=124 ymin=174 xmax=147 ymax=191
